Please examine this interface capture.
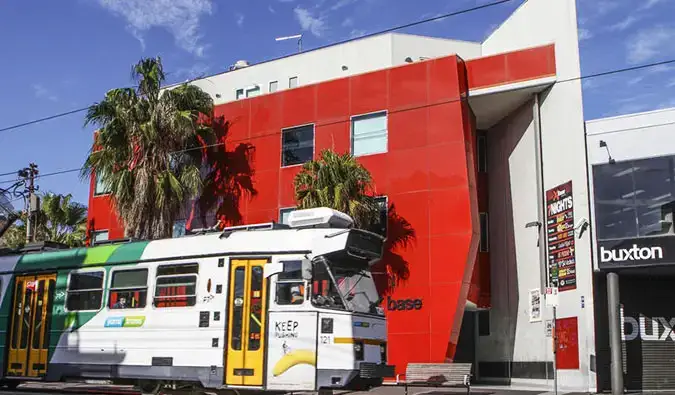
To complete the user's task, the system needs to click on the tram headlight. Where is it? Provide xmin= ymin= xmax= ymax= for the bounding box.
xmin=380 ymin=342 xmax=387 ymax=363
xmin=354 ymin=341 xmax=364 ymax=361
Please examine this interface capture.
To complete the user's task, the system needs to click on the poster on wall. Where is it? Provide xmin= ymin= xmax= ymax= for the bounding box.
xmin=546 ymin=181 xmax=577 ymax=292
xmin=529 ymin=289 xmax=542 ymax=322
xmin=266 ymin=311 xmax=318 ymax=391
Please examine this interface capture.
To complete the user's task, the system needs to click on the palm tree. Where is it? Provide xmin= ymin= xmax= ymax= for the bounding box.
xmin=293 ymin=149 xmax=380 ymax=229
xmin=0 ymin=193 xmax=87 ymax=250
xmin=81 ymin=57 xmax=216 ymax=240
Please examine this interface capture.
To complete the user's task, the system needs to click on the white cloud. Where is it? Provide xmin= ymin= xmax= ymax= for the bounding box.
xmin=342 ymin=17 xmax=354 ymax=27
xmin=268 ymin=5 xmax=276 ymax=13
xmin=609 ymin=15 xmax=639 ymax=32
xmin=595 ymin=0 xmax=621 ymax=15
xmin=97 ymin=0 xmax=213 ymax=56
xmin=330 ymin=0 xmax=358 ymax=11
xmin=32 ymin=84 xmax=58 ymax=102
xmin=349 ymin=29 xmax=367 ymax=39
xmin=640 ymin=0 xmax=665 ymax=10
xmin=236 ymin=13 xmax=244 ymax=27
xmin=578 ymin=28 xmax=593 ymax=41
xmin=626 ymin=76 xmax=645 ymax=85
xmin=174 ymin=63 xmax=211 ymax=81
xmin=626 ymin=26 xmax=675 ymax=64
xmin=668 ymin=78 xmax=675 ymax=87
xmin=294 ymin=6 xmax=326 ymax=37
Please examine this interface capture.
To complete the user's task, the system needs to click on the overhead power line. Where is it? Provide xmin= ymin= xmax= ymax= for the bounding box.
xmin=2 ymin=56 xmax=675 ymax=186
xmin=0 ymin=0 xmax=519 ymax=135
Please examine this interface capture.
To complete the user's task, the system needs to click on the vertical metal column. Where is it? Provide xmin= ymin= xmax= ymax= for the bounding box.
xmin=607 ymin=271 xmax=624 ymax=395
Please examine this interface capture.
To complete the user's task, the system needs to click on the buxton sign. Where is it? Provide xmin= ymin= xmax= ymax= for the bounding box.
xmin=597 ymin=235 xmax=675 ymax=269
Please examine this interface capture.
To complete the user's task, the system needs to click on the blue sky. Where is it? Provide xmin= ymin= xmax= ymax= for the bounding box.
xmin=0 ymin=0 xmax=674 ymax=209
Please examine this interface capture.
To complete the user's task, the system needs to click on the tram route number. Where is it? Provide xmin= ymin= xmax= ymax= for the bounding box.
xmin=320 ymin=335 xmax=333 ymax=344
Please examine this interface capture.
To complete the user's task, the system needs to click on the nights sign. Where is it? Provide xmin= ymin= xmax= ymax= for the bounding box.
xmin=546 ymin=181 xmax=577 ymax=292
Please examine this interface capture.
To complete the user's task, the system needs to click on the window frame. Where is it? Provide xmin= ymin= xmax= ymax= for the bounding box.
xmin=273 ymin=260 xmax=306 ymax=306
xmin=65 ymin=269 xmax=106 ymax=313
xmin=107 ymin=267 xmax=149 ymax=310
xmin=350 ymin=110 xmax=389 ymax=158
xmin=245 ymin=86 xmax=261 ymax=98
xmin=479 ymin=212 xmax=489 ymax=253
xmin=152 ymin=262 xmax=200 ymax=309
xmin=94 ymin=171 xmax=110 ymax=196
xmin=281 ymin=123 xmax=315 ymax=168
xmin=92 ymin=230 xmax=109 ymax=245
xmin=289 ymin=76 xmax=298 ymax=89
xmin=269 ymin=80 xmax=279 ymax=93
xmin=235 ymin=88 xmax=244 ymax=100
xmin=477 ymin=134 xmax=487 ymax=173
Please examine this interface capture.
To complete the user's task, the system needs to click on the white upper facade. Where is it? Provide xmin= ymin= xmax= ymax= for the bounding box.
xmin=179 ymin=32 xmax=482 ymax=105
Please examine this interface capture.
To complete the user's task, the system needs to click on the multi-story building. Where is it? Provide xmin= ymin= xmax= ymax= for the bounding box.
xmin=87 ymin=0 xmax=599 ymax=391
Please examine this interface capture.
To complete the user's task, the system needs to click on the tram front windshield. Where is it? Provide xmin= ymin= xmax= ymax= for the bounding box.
xmin=311 ymin=258 xmax=383 ymax=316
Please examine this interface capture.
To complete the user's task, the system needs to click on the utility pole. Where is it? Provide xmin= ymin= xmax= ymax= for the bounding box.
xmin=19 ymin=163 xmax=39 ymax=244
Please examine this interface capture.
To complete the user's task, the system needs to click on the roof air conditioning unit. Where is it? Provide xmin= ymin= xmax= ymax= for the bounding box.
xmin=287 ymin=207 xmax=354 ymax=229
xmin=231 ymin=60 xmax=250 ymax=70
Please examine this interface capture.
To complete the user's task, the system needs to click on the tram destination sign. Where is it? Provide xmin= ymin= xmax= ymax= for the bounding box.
xmin=546 ymin=180 xmax=577 ymax=292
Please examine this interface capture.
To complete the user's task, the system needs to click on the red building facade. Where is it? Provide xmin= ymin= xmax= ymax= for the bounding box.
xmin=88 ymin=45 xmax=556 ymax=376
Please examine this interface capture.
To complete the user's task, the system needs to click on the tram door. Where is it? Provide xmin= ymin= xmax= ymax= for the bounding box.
xmin=7 ymin=274 xmax=57 ymax=377
xmin=225 ymin=259 xmax=268 ymax=386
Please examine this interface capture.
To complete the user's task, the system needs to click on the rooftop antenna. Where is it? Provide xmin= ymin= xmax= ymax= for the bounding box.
xmin=275 ymin=34 xmax=303 ymax=53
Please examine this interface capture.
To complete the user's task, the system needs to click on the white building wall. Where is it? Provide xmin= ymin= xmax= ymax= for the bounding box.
xmin=184 ymin=33 xmax=481 ymax=105
xmin=478 ymin=0 xmax=595 ymax=391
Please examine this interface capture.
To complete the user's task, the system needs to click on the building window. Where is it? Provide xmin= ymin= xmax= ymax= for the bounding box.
xmin=154 ymin=263 xmax=198 ymax=308
xmin=269 ymin=81 xmax=278 ymax=92
xmin=235 ymin=88 xmax=244 ymax=100
xmin=92 ymin=230 xmax=109 ymax=244
xmin=479 ymin=212 xmax=489 ymax=252
xmin=279 ymin=207 xmax=296 ymax=224
xmin=593 ymin=155 xmax=675 ymax=240
xmin=246 ymin=86 xmax=261 ymax=98
xmin=478 ymin=310 xmax=490 ymax=336
xmin=275 ymin=260 xmax=305 ymax=305
xmin=66 ymin=271 xmax=104 ymax=311
xmin=109 ymin=269 xmax=148 ymax=309
xmin=367 ymin=196 xmax=388 ymax=237
xmin=352 ymin=111 xmax=388 ymax=157
xmin=94 ymin=171 xmax=110 ymax=195
xmin=282 ymin=124 xmax=314 ymax=167
xmin=289 ymin=76 xmax=298 ymax=88
xmin=477 ymin=134 xmax=487 ymax=173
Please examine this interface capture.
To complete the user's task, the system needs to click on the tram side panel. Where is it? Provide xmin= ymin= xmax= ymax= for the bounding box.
xmin=0 ymin=271 xmax=17 ymax=380
xmin=46 ymin=256 xmax=227 ymax=388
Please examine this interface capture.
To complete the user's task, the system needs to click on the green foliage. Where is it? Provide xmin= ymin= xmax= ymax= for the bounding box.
xmin=81 ymin=56 xmax=217 ymax=240
xmin=0 ymin=193 xmax=87 ymax=250
xmin=293 ymin=149 xmax=380 ymax=229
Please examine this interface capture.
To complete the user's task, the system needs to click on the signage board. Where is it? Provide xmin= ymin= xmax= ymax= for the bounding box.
xmin=597 ymin=235 xmax=675 ymax=270
xmin=545 ymin=181 xmax=577 ymax=291
xmin=529 ymin=289 xmax=542 ymax=322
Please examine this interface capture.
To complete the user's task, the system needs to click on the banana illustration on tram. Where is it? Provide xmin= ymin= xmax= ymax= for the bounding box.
xmin=272 ymin=342 xmax=316 ymax=376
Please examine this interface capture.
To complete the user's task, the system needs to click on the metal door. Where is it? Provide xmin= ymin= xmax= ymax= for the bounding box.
xmin=6 ymin=274 xmax=57 ymax=377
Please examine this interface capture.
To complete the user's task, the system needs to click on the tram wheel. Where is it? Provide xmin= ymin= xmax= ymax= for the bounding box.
xmin=137 ymin=380 xmax=162 ymax=395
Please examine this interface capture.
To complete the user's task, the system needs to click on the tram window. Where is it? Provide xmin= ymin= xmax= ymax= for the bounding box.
xmin=276 ymin=281 xmax=305 ymax=305
xmin=279 ymin=260 xmax=302 ymax=280
xmin=109 ymin=269 xmax=148 ymax=309
xmin=66 ymin=271 xmax=104 ymax=311
xmin=154 ymin=263 xmax=198 ymax=308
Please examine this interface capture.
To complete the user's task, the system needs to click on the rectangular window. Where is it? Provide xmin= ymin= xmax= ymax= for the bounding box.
xmin=478 ymin=310 xmax=490 ymax=336
xmin=275 ymin=260 xmax=305 ymax=305
xmin=154 ymin=263 xmax=198 ymax=308
xmin=235 ymin=89 xmax=244 ymax=100
xmin=94 ymin=171 xmax=110 ymax=195
xmin=92 ymin=230 xmax=109 ymax=245
xmin=477 ymin=134 xmax=487 ymax=173
xmin=66 ymin=271 xmax=104 ymax=311
xmin=109 ymin=269 xmax=148 ymax=309
xmin=282 ymin=124 xmax=314 ymax=167
xmin=246 ymin=86 xmax=260 ymax=98
xmin=479 ymin=212 xmax=489 ymax=252
xmin=269 ymin=81 xmax=278 ymax=92
xmin=368 ymin=196 xmax=388 ymax=237
xmin=279 ymin=207 xmax=296 ymax=225
xmin=352 ymin=111 xmax=388 ymax=157
xmin=289 ymin=76 xmax=298 ymax=88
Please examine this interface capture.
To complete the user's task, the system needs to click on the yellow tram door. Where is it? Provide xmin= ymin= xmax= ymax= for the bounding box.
xmin=6 ymin=274 xmax=57 ymax=378
xmin=225 ymin=259 xmax=268 ymax=386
